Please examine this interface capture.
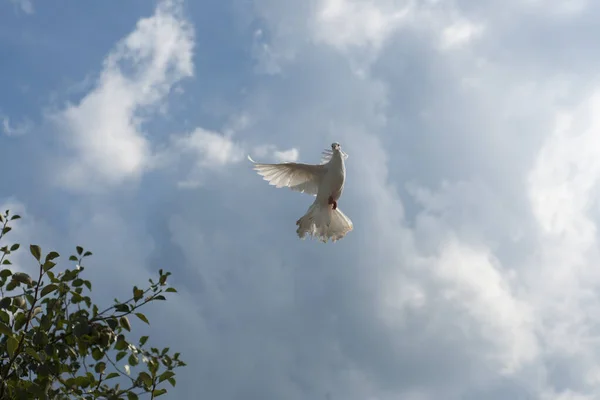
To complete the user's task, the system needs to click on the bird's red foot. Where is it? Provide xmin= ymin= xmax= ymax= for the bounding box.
xmin=328 ymin=196 xmax=337 ymax=210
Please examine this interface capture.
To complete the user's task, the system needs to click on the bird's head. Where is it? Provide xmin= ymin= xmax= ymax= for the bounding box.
xmin=331 ymin=142 xmax=341 ymax=151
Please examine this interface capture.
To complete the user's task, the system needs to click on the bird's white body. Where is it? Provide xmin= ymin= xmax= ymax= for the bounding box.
xmin=316 ymin=149 xmax=345 ymax=206
xmin=249 ymin=143 xmax=353 ymax=243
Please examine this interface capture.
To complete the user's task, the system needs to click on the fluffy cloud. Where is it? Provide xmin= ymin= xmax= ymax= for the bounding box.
xmin=171 ymin=128 xmax=245 ymax=188
xmin=312 ymin=0 xmax=411 ymax=51
xmin=1 ymin=115 xmax=31 ymax=136
xmin=51 ymin=0 xmax=194 ymax=191
xmin=8 ymin=0 xmax=33 ymax=14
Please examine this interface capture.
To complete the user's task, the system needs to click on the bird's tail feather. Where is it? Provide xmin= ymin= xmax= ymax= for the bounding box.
xmin=296 ymin=201 xmax=353 ymax=243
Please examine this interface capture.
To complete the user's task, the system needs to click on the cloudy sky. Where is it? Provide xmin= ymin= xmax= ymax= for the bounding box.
xmin=3 ymin=0 xmax=600 ymax=398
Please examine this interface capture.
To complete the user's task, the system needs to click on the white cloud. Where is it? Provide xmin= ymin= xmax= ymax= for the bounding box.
xmin=440 ymin=20 xmax=484 ymax=50
xmin=273 ymin=147 xmax=299 ymax=162
xmin=252 ymin=29 xmax=292 ymax=75
xmin=51 ymin=0 xmax=194 ymax=191
xmin=434 ymin=238 xmax=538 ymax=373
xmin=524 ymin=0 xmax=588 ymax=16
xmin=175 ymin=128 xmax=245 ymax=168
xmin=525 ymin=90 xmax=600 ymax=396
xmin=1 ymin=115 xmax=32 ymax=136
xmin=312 ymin=0 xmax=411 ymax=52
xmin=171 ymin=128 xmax=245 ymax=188
xmin=9 ymin=0 xmax=33 ymax=14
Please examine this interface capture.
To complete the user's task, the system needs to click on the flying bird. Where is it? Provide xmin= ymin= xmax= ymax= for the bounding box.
xmin=248 ymin=142 xmax=353 ymax=243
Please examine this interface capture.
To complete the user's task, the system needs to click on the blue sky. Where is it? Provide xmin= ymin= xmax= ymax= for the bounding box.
xmin=3 ymin=0 xmax=600 ymax=399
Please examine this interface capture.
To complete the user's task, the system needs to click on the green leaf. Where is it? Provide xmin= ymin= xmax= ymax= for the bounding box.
xmin=73 ymin=279 xmax=84 ymax=287
xmin=165 ymin=287 xmax=177 ymax=293
xmin=137 ymin=371 xmax=152 ymax=387
xmin=10 ymin=243 xmax=19 ymax=251
xmin=115 ymin=303 xmax=129 ymax=313
xmin=61 ymin=269 xmax=78 ymax=282
xmin=13 ymin=312 xmax=26 ymax=331
xmin=2 ymin=226 xmax=12 ymax=235
xmin=128 ymin=353 xmax=139 ymax=366
xmin=148 ymin=358 xmax=159 ymax=376
xmin=45 ymin=251 xmax=60 ymax=262
xmin=83 ymin=251 xmax=92 ymax=257
xmin=33 ymin=330 xmax=47 ymax=346
xmin=10 ymin=215 xmax=21 ymax=221
xmin=6 ymin=279 xmax=18 ymax=291
xmin=0 ymin=311 xmax=8 ymax=325
xmin=133 ymin=286 xmax=144 ymax=301
xmin=76 ymin=246 xmax=83 ymax=255
xmin=0 ymin=269 xmax=11 ymax=279
xmin=94 ymin=361 xmax=106 ymax=374
xmin=7 ymin=336 xmax=18 ymax=357
xmin=25 ymin=347 xmax=41 ymax=361
xmin=92 ymin=347 xmax=104 ymax=361
xmin=43 ymin=261 xmax=56 ymax=272
xmin=139 ymin=336 xmax=149 ymax=346
xmin=167 ymin=377 xmax=176 ymax=387
xmin=40 ymin=284 xmax=58 ymax=298
xmin=127 ymin=392 xmax=139 ymax=400
xmin=29 ymin=244 xmax=41 ymax=261
xmin=154 ymin=295 xmax=166 ymax=301
xmin=0 ymin=321 xmax=12 ymax=335
xmin=12 ymin=272 xmax=32 ymax=286
xmin=2 ymin=259 xmax=11 ymax=265
xmin=159 ymin=371 xmax=175 ymax=383
xmin=135 ymin=313 xmax=149 ymax=325
xmin=106 ymin=318 xmax=118 ymax=330
xmin=74 ymin=375 xmax=91 ymax=388
xmin=69 ymin=255 xmax=78 ymax=261
xmin=116 ymin=351 xmax=127 ymax=362
xmin=0 ymin=297 xmax=11 ymax=309
xmin=120 ymin=316 xmax=131 ymax=332
xmin=153 ymin=389 xmax=167 ymax=397
xmin=114 ymin=337 xmax=128 ymax=351
xmin=105 ymin=372 xmax=119 ymax=380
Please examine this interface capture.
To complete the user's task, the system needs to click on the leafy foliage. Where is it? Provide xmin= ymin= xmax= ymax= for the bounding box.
xmin=0 ymin=210 xmax=185 ymax=399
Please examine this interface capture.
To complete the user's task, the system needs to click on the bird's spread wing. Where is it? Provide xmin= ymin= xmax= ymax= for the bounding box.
xmin=248 ymin=155 xmax=326 ymax=195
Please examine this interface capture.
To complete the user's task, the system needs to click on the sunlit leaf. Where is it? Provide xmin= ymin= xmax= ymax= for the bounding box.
xmin=29 ymin=245 xmax=41 ymax=261
xmin=135 ymin=313 xmax=149 ymax=325
xmin=120 ymin=316 xmax=131 ymax=332
xmin=159 ymin=371 xmax=175 ymax=383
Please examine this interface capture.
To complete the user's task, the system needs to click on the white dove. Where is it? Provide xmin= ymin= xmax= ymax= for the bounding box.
xmin=248 ymin=142 xmax=353 ymax=243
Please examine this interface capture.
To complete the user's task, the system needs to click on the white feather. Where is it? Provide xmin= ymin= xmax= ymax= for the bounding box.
xmin=247 ymin=155 xmax=325 ymax=195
